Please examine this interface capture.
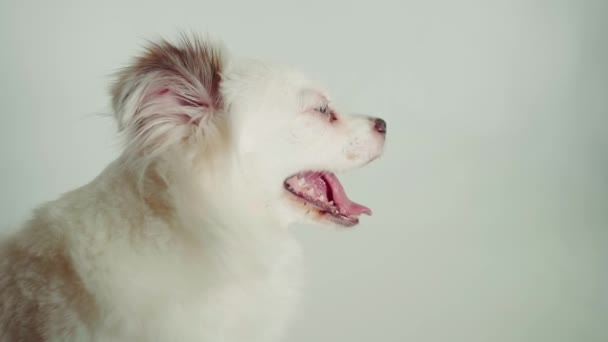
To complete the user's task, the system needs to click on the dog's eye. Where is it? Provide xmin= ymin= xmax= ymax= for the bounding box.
xmin=316 ymin=105 xmax=328 ymax=114
xmin=314 ymin=105 xmax=337 ymax=122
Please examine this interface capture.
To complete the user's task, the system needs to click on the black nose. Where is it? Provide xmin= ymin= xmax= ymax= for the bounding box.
xmin=373 ymin=118 xmax=387 ymax=134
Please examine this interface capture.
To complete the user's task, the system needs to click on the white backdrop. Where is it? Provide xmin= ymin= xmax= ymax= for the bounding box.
xmin=1 ymin=1 xmax=606 ymax=341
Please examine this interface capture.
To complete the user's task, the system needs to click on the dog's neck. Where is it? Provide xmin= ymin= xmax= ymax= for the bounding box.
xmin=114 ymin=148 xmax=286 ymax=240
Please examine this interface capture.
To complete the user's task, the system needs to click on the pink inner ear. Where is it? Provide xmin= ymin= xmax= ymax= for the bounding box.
xmin=177 ymin=98 xmax=208 ymax=107
xmin=153 ymin=88 xmax=209 ymax=125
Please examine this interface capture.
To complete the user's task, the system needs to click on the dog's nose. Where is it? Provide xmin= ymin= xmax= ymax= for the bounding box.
xmin=373 ymin=118 xmax=387 ymax=134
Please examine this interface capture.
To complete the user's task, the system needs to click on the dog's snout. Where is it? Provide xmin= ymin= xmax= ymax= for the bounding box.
xmin=372 ymin=118 xmax=387 ymax=134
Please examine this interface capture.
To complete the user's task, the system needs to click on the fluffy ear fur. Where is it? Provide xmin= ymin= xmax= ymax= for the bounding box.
xmin=111 ymin=35 xmax=225 ymax=162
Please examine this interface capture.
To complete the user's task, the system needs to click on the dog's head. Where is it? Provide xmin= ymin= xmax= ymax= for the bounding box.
xmin=111 ymin=35 xmax=386 ymax=228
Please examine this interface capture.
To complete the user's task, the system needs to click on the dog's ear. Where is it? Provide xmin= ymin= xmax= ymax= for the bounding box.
xmin=111 ymin=36 xmax=225 ymax=157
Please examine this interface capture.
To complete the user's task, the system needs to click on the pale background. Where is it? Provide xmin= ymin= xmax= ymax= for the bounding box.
xmin=1 ymin=0 xmax=607 ymax=341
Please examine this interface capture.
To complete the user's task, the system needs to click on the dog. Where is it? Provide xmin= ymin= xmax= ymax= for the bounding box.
xmin=0 ymin=34 xmax=386 ymax=342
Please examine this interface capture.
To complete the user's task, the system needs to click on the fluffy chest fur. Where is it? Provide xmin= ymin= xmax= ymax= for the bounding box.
xmin=89 ymin=232 xmax=302 ymax=342
xmin=83 ymin=219 xmax=303 ymax=342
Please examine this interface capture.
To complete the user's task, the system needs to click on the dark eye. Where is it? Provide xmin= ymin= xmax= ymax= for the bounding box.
xmin=312 ymin=104 xmax=336 ymax=122
xmin=316 ymin=105 xmax=328 ymax=114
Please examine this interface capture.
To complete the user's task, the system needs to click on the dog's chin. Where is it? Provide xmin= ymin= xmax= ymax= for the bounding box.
xmin=282 ymin=170 xmax=372 ymax=228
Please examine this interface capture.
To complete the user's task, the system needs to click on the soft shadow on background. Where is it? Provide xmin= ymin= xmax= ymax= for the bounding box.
xmin=1 ymin=1 xmax=606 ymax=341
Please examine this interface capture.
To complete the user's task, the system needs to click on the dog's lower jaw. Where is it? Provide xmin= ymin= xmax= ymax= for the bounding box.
xmin=0 ymin=158 xmax=303 ymax=342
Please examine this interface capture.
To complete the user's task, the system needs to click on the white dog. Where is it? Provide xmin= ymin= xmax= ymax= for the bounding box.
xmin=0 ymin=35 xmax=386 ymax=342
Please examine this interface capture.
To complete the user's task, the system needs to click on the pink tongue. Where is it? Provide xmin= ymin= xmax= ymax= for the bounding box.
xmin=321 ymin=173 xmax=372 ymax=217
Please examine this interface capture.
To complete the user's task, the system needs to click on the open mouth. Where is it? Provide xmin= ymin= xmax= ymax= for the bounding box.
xmin=284 ymin=171 xmax=372 ymax=227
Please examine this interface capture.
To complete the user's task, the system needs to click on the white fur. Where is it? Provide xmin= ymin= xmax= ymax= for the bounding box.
xmin=0 ymin=35 xmax=385 ymax=342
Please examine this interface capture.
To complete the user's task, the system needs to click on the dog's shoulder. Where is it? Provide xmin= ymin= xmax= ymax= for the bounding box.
xmin=0 ymin=205 xmax=97 ymax=341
